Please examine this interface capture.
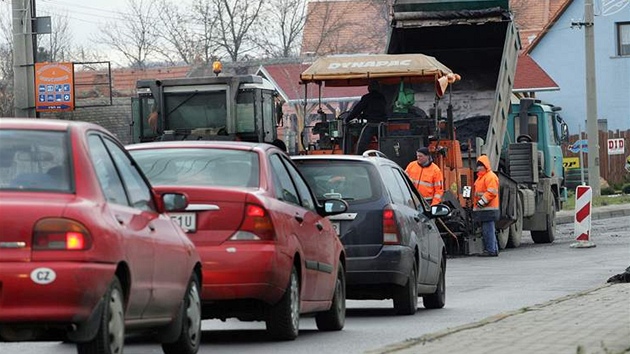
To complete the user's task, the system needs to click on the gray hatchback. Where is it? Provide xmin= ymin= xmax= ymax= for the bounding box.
xmin=292 ymin=152 xmax=450 ymax=315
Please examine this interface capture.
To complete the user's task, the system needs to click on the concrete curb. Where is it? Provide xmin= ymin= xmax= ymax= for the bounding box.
xmin=368 ymin=284 xmax=614 ymax=354
xmin=556 ymin=204 xmax=630 ymax=224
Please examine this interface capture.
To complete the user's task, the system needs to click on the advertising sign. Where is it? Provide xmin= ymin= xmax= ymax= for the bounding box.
xmin=35 ymin=62 xmax=75 ymax=112
xmin=607 ymin=138 xmax=625 ymax=155
xmin=562 ymin=157 xmax=580 ymax=169
xmin=568 ymin=139 xmax=588 ymax=153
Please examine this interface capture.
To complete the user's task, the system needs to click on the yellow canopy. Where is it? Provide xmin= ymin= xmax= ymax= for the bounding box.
xmin=300 ymin=54 xmax=459 ymax=88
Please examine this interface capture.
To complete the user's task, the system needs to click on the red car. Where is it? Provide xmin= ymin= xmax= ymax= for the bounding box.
xmin=0 ymin=119 xmax=202 ymax=354
xmin=127 ymin=141 xmax=348 ymax=340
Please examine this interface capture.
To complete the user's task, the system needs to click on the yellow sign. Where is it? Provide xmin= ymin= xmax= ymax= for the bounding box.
xmin=563 ymin=157 xmax=580 ymax=169
xmin=35 ymin=62 xmax=75 ymax=112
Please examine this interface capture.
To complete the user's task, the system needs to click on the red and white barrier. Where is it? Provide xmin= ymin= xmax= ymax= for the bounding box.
xmin=571 ymin=185 xmax=596 ymax=248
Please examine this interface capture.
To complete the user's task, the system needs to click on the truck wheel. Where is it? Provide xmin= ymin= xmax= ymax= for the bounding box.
xmin=315 ymin=263 xmax=346 ymax=331
xmin=266 ymin=266 xmax=300 ymax=340
xmin=77 ymin=276 xmax=124 ymax=354
xmin=496 ymin=228 xmax=509 ymax=250
xmin=393 ymin=263 xmax=418 ymax=315
xmin=423 ymin=257 xmax=446 ymax=309
xmin=507 ymin=195 xmax=523 ymax=248
xmin=531 ymin=197 xmax=556 ymax=243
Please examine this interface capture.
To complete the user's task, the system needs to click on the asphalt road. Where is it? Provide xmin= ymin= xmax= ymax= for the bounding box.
xmin=2 ymin=215 xmax=629 ymax=354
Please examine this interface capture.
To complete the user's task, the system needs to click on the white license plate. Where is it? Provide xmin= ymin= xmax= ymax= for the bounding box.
xmin=331 ymin=221 xmax=340 ymax=236
xmin=170 ymin=213 xmax=196 ymax=232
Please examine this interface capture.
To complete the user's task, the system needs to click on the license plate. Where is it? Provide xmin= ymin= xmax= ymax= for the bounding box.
xmin=331 ymin=221 xmax=340 ymax=236
xmin=169 ymin=213 xmax=196 ymax=232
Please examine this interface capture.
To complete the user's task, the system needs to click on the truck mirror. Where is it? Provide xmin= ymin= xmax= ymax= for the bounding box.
xmin=560 ymin=123 xmax=569 ymax=142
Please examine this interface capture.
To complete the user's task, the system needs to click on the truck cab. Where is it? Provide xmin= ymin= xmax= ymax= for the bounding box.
xmin=131 ymin=75 xmax=281 ymax=144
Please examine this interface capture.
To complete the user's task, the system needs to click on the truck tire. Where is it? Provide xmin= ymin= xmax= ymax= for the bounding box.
xmin=507 ymin=194 xmax=523 ymax=248
xmin=531 ymin=196 xmax=556 ymax=244
xmin=496 ymin=227 xmax=509 ymax=250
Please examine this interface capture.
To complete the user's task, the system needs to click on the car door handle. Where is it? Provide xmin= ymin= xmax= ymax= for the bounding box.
xmin=316 ymin=222 xmax=324 ymax=231
xmin=294 ymin=215 xmax=304 ymax=223
xmin=115 ymin=215 xmax=125 ymax=225
xmin=148 ymin=223 xmax=155 ymax=232
xmin=414 ymin=215 xmax=421 ymax=222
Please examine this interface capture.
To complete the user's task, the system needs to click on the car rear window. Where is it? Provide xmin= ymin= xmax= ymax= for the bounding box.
xmin=130 ymin=148 xmax=260 ymax=188
xmin=294 ymin=159 xmax=379 ymax=203
xmin=0 ymin=130 xmax=72 ymax=192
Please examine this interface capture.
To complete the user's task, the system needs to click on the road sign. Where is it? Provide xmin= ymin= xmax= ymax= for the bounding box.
xmin=568 ymin=139 xmax=588 ymax=153
xmin=607 ymin=138 xmax=625 ymax=155
xmin=562 ymin=157 xmax=580 ymax=169
xmin=35 ymin=62 xmax=75 ymax=112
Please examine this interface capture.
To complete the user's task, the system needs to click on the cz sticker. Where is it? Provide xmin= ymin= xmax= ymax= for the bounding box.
xmin=30 ymin=267 xmax=57 ymax=285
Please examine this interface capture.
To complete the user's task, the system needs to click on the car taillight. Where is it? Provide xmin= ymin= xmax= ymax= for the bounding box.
xmin=383 ymin=206 xmax=400 ymax=245
xmin=33 ymin=218 xmax=92 ymax=250
xmin=230 ymin=204 xmax=275 ymax=241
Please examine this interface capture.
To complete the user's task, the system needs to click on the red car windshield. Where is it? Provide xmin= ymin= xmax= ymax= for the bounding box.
xmin=131 ymin=148 xmax=260 ymax=188
xmin=0 ymin=130 xmax=72 ymax=192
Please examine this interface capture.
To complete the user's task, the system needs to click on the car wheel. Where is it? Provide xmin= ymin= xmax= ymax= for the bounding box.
xmin=393 ymin=262 xmax=418 ymax=315
xmin=423 ymin=257 xmax=446 ymax=309
xmin=77 ymin=276 xmax=125 ymax=354
xmin=266 ymin=266 xmax=300 ymax=340
xmin=315 ymin=263 xmax=346 ymax=331
xmin=162 ymin=273 xmax=202 ymax=354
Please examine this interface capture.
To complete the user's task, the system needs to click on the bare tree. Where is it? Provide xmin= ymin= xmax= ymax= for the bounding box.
xmin=37 ymin=13 xmax=73 ymax=62
xmin=0 ymin=3 xmax=13 ymax=116
xmin=189 ymin=0 xmax=221 ymax=65
xmin=258 ymin=0 xmax=308 ymax=58
xmin=95 ymin=0 xmax=160 ymax=68
xmin=212 ymin=0 xmax=264 ymax=62
xmin=155 ymin=0 xmax=201 ymax=65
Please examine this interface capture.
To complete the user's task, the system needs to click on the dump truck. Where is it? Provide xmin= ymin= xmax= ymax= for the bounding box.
xmin=130 ymin=70 xmax=282 ymax=144
xmin=299 ymin=0 xmax=569 ymax=255
xmin=388 ymin=0 xmax=569 ymax=253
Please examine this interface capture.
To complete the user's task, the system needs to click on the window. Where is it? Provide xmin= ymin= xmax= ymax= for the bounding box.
xmin=104 ymin=138 xmax=155 ymax=212
xmin=380 ymin=167 xmax=406 ymax=205
xmin=280 ymin=156 xmax=316 ymax=211
xmin=163 ymin=90 xmax=228 ymax=130
xmin=395 ymin=169 xmax=423 ymax=209
xmin=269 ymin=154 xmax=299 ymax=205
xmin=88 ymin=135 xmax=128 ymax=205
xmin=618 ymin=22 xmax=630 ymax=56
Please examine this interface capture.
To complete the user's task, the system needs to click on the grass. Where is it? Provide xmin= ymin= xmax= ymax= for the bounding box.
xmin=562 ymin=192 xmax=630 ymax=211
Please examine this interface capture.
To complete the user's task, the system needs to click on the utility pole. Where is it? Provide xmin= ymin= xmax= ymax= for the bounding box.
xmin=582 ymin=0 xmax=601 ymax=197
xmin=12 ymin=0 xmax=36 ymax=118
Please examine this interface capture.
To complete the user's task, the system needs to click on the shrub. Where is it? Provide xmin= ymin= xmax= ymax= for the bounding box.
xmin=601 ymin=187 xmax=616 ymax=195
xmin=623 ymin=184 xmax=630 ymax=194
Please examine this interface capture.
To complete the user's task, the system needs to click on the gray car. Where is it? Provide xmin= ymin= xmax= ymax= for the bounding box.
xmin=292 ymin=152 xmax=450 ymax=315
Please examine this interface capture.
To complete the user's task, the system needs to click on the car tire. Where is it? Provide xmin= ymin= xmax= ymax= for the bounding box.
xmin=266 ymin=266 xmax=300 ymax=340
xmin=315 ymin=263 xmax=346 ymax=331
xmin=77 ymin=276 xmax=125 ymax=354
xmin=423 ymin=257 xmax=446 ymax=309
xmin=162 ymin=273 xmax=202 ymax=354
xmin=393 ymin=263 xmax=418 ymax=315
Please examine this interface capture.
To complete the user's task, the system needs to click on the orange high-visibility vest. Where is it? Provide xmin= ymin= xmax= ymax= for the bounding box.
xmin=405 ymin=161 xmax=444 ymax=205
xmin=473 ymin=155 xmax=499 ymax=210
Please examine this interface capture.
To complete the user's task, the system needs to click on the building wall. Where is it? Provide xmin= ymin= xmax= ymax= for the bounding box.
xmin=531 ymin=0 xmax=630 ymax=131
xmin=40 ymin=97 xmax=133 ymax=144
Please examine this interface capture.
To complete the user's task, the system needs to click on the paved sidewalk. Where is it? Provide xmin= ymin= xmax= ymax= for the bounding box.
xmin=371 ymin=283 xmax=630 ymax=354
xmin=556 ymin=203 xmax=630 ymax=224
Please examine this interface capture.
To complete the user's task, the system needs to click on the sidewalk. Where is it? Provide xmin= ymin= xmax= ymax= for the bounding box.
xmin=556 ymin=203 xmax=630 ymax=224
xmin=368 ymin=204 xmax=630 ymax=354
xmin=371 ymin=283 xmax=630 ymax=354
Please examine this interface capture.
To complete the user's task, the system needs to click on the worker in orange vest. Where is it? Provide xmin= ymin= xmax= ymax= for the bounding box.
xmin=405 ymin=147 xmax=444 ymax=206
xmin=473 ymin=155 xmax=500 ymax=257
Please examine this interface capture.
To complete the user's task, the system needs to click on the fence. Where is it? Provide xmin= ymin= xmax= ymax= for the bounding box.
xmin=563 ymin=129 xmax=629 ymax=186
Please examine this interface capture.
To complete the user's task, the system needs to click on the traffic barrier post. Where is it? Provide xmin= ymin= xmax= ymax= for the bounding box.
xmin=570 ymin=185 xmax=596 ymax=248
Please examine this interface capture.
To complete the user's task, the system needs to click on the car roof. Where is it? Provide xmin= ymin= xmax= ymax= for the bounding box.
xmin=126 ymin=140 xmax=279 ymax=152
xmin=292 ymin=153 xmax=398 ymax=167
xmin=0 ymin=118 xmax=103 ymax=132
